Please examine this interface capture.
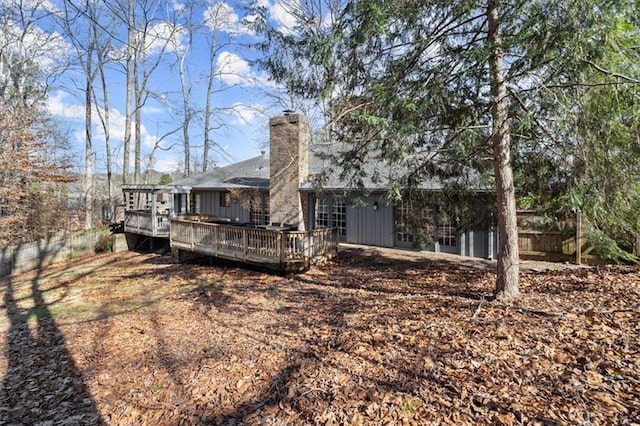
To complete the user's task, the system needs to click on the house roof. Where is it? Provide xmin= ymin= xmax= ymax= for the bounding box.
xmin=173 ymin=145 xmax=480 ymax=192
xmin=173 ymin=155 xmax=270 ymax=190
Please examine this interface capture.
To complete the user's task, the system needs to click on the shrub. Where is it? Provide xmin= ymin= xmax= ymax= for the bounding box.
xmin=95 ymin=233 xmax=113 ymax=253
xmin=158 ymin=173 xmax=173 ymax=185
xmin=587 ymin=229 xmax=638 ymax=264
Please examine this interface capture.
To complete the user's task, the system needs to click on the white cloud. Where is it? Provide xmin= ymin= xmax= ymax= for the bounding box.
xmin=0 ymin=0 xmax=58 ymax=14
xmin=95 ymin=108 xmax=126 ymax=141
xmin=142 ymin=105 xmax=165 ymax=115
xmin=0 ymin=19 xmax=70 ymax=71
xmin=229 ymin=102 xmax=265 ymax=125
xmin=143 ymin=134 xmax=160 ymax=149
xmin=215 ymin=51 xmax=254 ymax=86
xmin=47 ymin=91 xmax=85 ymax=120
xmin=269 ymin=0 xmax=300 ymax=35
xmin=71 ymin=129 xmax=85 ymax=145
xmin=214 ymin=50 xmax=274 ymax=88
xmin=322 ymin=10 xmax=336 ymax=29
xmin=262 ymin=0 xmax=334 ymax=36
xmin=152 ymin=156 xmax=182 ymax=173
xmin=48 ymin=91 xmax=156 ymax=149
xmin=203 ymin=1 xmax=240 ymax=33
xmin=144 ymin=22 xmax=187 ymax=55
xmin=171 ymin=0 xmax=186 ymax=12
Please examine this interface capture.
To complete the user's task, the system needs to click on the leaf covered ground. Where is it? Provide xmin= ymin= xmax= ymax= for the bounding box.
xmin=0 ymin=246 xmax=638 ymax=425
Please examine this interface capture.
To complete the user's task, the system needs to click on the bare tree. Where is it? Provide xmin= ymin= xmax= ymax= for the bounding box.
xmin=166 ymin=0 xmax=197 ymax=177
xmin=0 ymin=0 xmax=66 ymax=110
xmin=108 ymin=0 xmax=175 ymax=183
xmin=123 ymin=0 xmax=135 ymax=184
xmin=201 ymin=0 xmax=238 ymax=173
xmin=60 ymin=0 xmax=103 ymax=229
xmin=91 ymin=7 xmax=119 ymax=221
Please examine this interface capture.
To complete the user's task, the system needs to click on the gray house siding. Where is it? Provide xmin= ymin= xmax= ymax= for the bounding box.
xmin=182 ymin=188 xmax=497 ymax=260
xmin=308 ymin=193 xmax=394 ymax=247
xmin=195 ymin=190 xmax=251 ymax=223
xmin=438 ymin=239 xmax=459 ymax=255
xmin=454 ymin=230 xmax=498 ymax=259
xmin=346 ymin=196 xmax=395 ymax=247
xmin=470 ymin=230 xmax=488 ymax=258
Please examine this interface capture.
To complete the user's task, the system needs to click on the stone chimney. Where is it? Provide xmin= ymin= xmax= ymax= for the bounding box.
xmin=269 ymin=112 xmax=310 ymax=230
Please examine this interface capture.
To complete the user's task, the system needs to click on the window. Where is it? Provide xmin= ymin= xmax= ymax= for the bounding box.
xmin=189 ymin=193 xmax=201 ymax=214
xmin=314 ymin=195 xmax=347 ymax=237
xmin=395 ymin=204 xmax=437 ymax=246
xmin=220 ymin=192 xmax=230 ymax=207
xmin=420 ymin=208 xmax=436 ymax=238
xmin=396 ymin=203 xmax=413 ymax=243
xmin=174 ymin=194 xmax=187 ymax=214
xmin=250 ymin=193 xmax=269 ymax=225
xmin=332 ymin=199 xmax=347 ymax=236
xmin=437 ymin=212 xmax=456 ymax=246
xmin=315 ymin=197 xmax=329 ymax=228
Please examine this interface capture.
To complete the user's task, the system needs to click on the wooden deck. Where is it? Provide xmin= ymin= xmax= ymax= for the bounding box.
xmin=123 ymin=210 xmax=170 ymax=237
xmin=170 ymin=219 xmax=338 ymax=272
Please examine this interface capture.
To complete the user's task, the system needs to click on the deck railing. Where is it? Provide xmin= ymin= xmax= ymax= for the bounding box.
xmin=170 ymin=219 xmax=338 ymax=272
xmin=124 ymin=210 xmax=170 ymax=237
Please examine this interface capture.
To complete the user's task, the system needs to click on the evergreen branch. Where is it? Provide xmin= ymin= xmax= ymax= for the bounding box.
xmin=583 ymin=60 xmax=640 ymax=84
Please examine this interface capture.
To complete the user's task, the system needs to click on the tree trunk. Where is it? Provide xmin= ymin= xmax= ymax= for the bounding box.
xmin=123 ymin=0 xmax=134 ymax=184
xmin=203 ymin=40 xmax=216 ymax=173
xmin=134 ymin=51 xmax=141 ymax=184
xmin=487 ymin=0 xmax=520 ymax=300
xmin=84 ymin=41 xmax=94 ymax=230
xmin=98 ymin=49 xmax=113 ymax=222
xmin=180 ymin=54 xmax=191 ymax=177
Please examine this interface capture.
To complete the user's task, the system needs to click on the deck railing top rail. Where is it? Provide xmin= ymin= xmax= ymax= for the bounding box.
xmin=124 ymin=210 xmax=170 ymax=237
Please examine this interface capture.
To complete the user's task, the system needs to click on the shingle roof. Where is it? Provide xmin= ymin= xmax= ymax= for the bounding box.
xmin=172 ymin=155 xmax=270 ymax=189
xmin=172 ymin=145 xmax=477 ymax=192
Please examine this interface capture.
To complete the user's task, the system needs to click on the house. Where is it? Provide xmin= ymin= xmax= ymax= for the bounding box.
xmin=122 ymin=112 xmax=592 ymax=268
xmin=164 ymin=112 xmax=498 ymax=261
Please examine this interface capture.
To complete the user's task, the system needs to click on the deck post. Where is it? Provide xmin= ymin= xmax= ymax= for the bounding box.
xmin=279 ymin=232 xmax=285 ymax=269
xmin=190 ymin=222 xmax=195 ymax=251
xmin=213 ymin=225 xmax=218 ymax=256
xmin=243 ymin=228 xmax=248 ymax=261
xmin=305 ymin=233 xmax=312 ymax=261
xmin=151 ymin=193 xmax=157 ymax=237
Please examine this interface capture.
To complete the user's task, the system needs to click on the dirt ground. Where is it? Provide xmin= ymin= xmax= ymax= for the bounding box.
xmin=0 ymin=245 xmax=638 ymax=425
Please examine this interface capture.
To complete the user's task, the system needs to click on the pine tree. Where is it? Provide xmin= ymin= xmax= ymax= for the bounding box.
xmin=254 ymin=0 xmax=626 ymax=297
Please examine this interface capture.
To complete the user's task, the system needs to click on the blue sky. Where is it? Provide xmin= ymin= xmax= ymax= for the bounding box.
xmin=23 ymin=0 xmax=313 ymax=175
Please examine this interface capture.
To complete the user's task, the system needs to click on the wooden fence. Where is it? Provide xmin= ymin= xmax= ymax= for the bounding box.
xmin=0 ymin=229 xmax=104 ymax=277
xmin=517 ymin=210 xmax=584 ymax=263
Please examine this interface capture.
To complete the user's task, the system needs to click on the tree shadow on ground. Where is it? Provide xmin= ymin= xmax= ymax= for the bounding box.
xmin=179 ymin=247 xmax=496 ymax=424
xmin=298 ymin=246 xmax=496 ymax=303
xmin=0 ymin=238 xmax=103 ymax=424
